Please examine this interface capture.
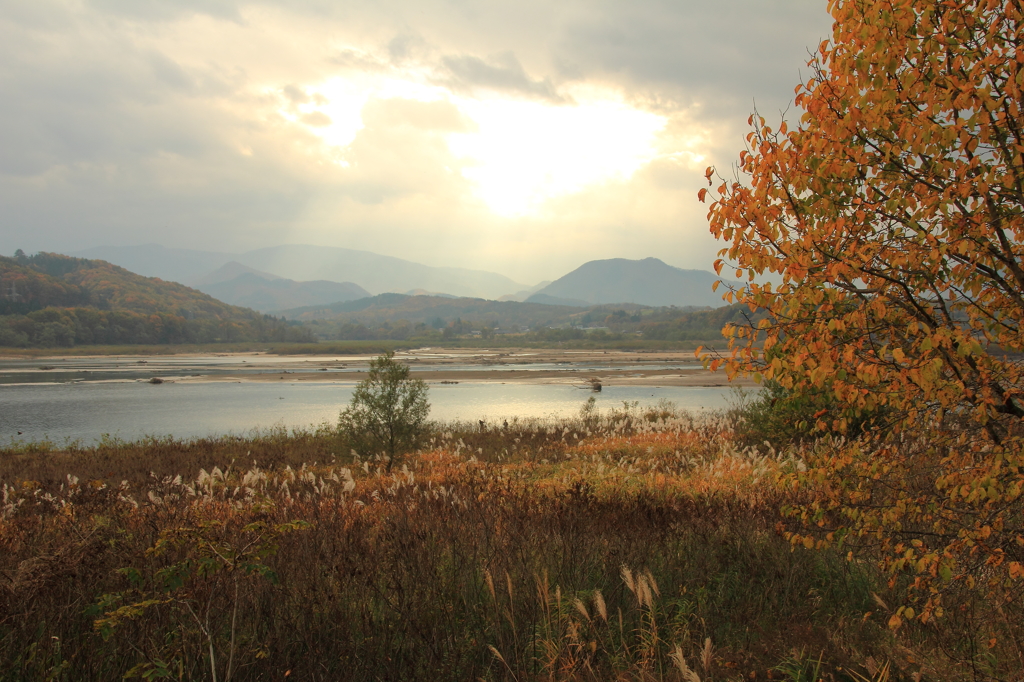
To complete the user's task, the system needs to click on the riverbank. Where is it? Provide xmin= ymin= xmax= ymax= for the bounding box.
xmin=1 ymin=347 xmax=755 ymax=388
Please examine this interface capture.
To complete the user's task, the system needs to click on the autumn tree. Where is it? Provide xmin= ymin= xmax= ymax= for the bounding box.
xmin=703 ymin=0 xmax=1024 ymax=632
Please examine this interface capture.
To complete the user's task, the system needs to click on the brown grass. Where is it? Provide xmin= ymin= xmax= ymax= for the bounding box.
xmin=0 ymin=407 xmax=1008 ymax=680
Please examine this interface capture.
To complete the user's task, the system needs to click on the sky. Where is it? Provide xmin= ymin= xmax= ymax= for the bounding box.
xmin=1 ymin=0 xmax=834 ymax=286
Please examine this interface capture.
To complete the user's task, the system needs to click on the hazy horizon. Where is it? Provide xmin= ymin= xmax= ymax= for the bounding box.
xmin=66 ymin=241 xmax=720 ymax=288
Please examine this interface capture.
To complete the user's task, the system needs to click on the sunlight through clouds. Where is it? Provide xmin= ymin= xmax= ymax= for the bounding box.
xmin=287 ymin=73 xmax=667 ymax=217
xmin=447 ymin=89 xmax=665 ymax=216
xmin=298 ymin=75 xmax=448 ymax=149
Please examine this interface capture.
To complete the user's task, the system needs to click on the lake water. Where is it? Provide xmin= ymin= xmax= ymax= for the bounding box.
xmin=0 ymin=381 xmax=733 ymax=446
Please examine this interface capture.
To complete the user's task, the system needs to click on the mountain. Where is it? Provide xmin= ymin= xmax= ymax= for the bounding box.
xmin=73 ymin=244 xmax=529 ymax=300
xmin=525 ymin=293 xmax=589 ymax=307
xmin=526 ymin=258 xmax=724 ymax=308
xmin=0 ymin=252 xmax=311 ymax=347
xmin=195 ymin=261 xmax=281 ymax=287
xmin=498 ymin=280 xmax=552 ymax=302
xmin=199 ymin=273 xmax=370 ymax=312
xmin=71 ymin=244 xmax=237 ymax=286
xmin=234 ymin=245 xmax=527 ymax=299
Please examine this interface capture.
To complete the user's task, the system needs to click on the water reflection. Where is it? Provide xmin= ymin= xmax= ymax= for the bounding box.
xmin=0 ymin=381 xmax=732 ymax=446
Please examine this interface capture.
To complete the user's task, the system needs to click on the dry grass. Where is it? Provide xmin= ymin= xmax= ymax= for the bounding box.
xmin=0 ymin=406 xmax=1005 ymax=680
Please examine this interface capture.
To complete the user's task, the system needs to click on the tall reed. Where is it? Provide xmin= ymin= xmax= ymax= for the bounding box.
xmin=0 ymin=408 xmax=992 ymax=680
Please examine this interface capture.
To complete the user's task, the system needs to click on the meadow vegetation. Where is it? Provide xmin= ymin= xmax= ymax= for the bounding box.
xmin=1 ymin=400 xmax=1018 ymax=680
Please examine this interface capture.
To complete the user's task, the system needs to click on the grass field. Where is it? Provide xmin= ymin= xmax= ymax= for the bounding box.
xmin=0 ymin=405 xmax=1012 ymax=680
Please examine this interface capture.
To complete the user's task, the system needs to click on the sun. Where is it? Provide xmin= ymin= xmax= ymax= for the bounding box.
xmin=447 ymin=89 xmax=666 ymax=217
xmin=281 ymin=75 xmax=668 ymax=217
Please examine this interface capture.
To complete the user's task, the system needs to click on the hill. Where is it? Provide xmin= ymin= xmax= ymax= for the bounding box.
xmin=197 ymin=272 xmax=370 ymax=312
xmin=74 ymin=244 xmax=530 ymax=300
xmin=526 ymin=257 xmax=723 ymax=308
xmin=279 ymin=293 xmax=586 ymax=328
xmin=0 ymin=252 xmax=311 ymax=347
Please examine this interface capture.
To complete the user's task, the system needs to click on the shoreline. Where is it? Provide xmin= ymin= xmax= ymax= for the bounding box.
xmin=0 ymin=347 xmax=754 ymax=388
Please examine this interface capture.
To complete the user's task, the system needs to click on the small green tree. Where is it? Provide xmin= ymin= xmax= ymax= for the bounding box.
xmin=339 ymin=352 xmax=430 ymax=472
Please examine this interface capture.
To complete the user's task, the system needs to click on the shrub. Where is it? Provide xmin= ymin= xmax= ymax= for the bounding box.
xmin=338 ymin=352 xmax=429 ymax=471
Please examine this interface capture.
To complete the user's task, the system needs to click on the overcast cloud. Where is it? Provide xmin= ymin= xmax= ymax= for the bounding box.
xmin=1 ymin=0 xmax=833 ymax=284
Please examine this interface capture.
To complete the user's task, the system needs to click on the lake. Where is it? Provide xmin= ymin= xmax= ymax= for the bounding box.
xmin=0 ymin=381 xmax=735 ymax=446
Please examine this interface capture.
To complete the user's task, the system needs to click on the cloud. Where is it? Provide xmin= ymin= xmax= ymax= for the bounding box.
xmin=0 ymin=0 xmax=835 ymax=284
xmin=361 ymin=98 xmax=474 ymax=132
xmin=439 ymin=52 xmax=566 ymax=103
xmin=282 ymin=84 xmax=310 ymax=104
xmin=387 ymin=33 xmax=431 ymax=64
xmin=300 ymin=111 xmax=332 ymax=127
xmin=552 ymin=0 xmax=831 ymax=118
xmin=0 ymin=20 xmax=218 ymax=176
xmin=329 ymin=47 xmax=391 ymax=72
xmin=84 ymin=0 xmax=243 ymax=22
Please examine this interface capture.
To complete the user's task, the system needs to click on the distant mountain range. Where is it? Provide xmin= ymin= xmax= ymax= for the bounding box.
xmin=199 ymin=272 xmax=370 ymax=312
xmin=0 ymin=250 xmax=736 ymax=348
xmin=526 ymin=258 xmax=723 ymax=308
xmin=498 ymin=281 xmax=552 ymax=302
xmin=194 ymin=261 xmax=282 ymax=286
xmin=69 ymin=245 xmax=725 ymax=310
xmin=72 ymin=244 xmax=527 ymax=301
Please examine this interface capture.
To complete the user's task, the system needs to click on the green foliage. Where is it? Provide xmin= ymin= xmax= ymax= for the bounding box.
xmin=578 ymin=395 xmax=600 ymax=430
xmin=338 ymin=352 xmax=430 ymax=471
xmin=729 ymin=381 xmax=827 ymax=447
xmin=771 ymin=649 xmax=826 ymax=682
xmin=730 ymin=379 xmax=887 ymax=448
xmin=94 ymin=519 xmax=310 ymax=681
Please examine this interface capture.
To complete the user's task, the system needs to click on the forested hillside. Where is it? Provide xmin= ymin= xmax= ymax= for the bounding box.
xmin=282 ymin=291 xmax=741 ymax=344
xmin=0 ymin=252 xmax=312 ymax=347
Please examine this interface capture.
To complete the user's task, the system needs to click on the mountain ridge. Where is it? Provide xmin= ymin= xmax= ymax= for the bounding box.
xmin=199 ymin=273 xmax=371 ymax=312
xmin=527 ymin=257 xmax=723 ymax=308
xmin=73 ymin=244 xmax=528 ymax=300
xmin=195 ymin=261 xmax=282 ymax=287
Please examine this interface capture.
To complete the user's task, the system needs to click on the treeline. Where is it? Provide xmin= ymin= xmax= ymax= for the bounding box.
xmin=295 ymin=293 xmax=743 ymax=345
xmin=304 ymin=308 xmax=743 ymax=346
xmin=305 ymin=319 xmax=433 ymax=342
xmin=306 ymin=318 xmax=598 ymax=342
xmin=281 ymin=293 xmax=584 ymax=329
xmin=0 ymin=307 xmax=314 ymax=348
xmin=631 ymin=304 xmax=755 ymax=341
